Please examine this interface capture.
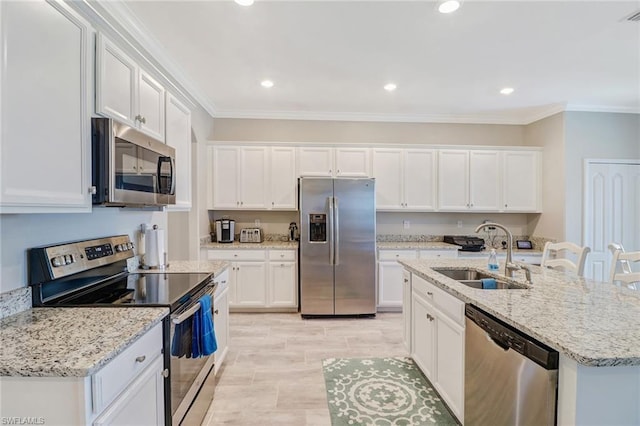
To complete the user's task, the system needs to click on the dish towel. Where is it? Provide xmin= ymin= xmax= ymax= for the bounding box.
xmin=171 ymin=318 xmax=193 ymax=358
xmin=481 ymin=278 xmax=497 ymax=290
xmin=192 ymin=294 xmax=217 ymax=358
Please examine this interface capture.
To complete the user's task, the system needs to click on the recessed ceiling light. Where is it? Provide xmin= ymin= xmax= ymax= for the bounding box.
xmin=261 ymin=80 xmax=274 ymax=88
xmin=384 ymin=83 xmax=397 ymax=92
xmin=234 ymin=0 xmax=254 ymax=6
xmin=438 ymin=0 xmax=460 ymax=14
xmin=500 ymin=87 xmax=515 ymax=95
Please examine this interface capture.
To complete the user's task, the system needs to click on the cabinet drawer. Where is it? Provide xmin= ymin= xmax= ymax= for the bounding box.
xmin=412 ymin=275 xmax=464 ymax=325
xmin=418 ymin=250 xmax=458 ymax=259
xmin=92 ymin=322 xmax=163 ymax=414
xmin=379 ymin=250 xmax=418 ymax=261
xmin=207 ymin=250 xmax=266 ymax=261
xmin=268 ymin=250 xmax=296 ymax=261
xmin=412 ymin=274 xmax=435 ymax=303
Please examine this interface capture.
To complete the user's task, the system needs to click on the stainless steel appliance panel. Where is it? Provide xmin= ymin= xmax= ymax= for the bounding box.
xmin=333 ymin=178 xmax=376 ymax=315
xmin=465 ymin=307 xmax=558 ymax=426
xmin=300 ymin=178 xmax=335 ymax=315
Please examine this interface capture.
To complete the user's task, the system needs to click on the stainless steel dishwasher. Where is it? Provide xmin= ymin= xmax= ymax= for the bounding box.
xmin=465 ymin=305 xmax=559 ymax=426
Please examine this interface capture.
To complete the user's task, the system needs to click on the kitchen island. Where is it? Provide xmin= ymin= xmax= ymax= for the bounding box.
xmin=400 ymin=258 xmax=640 ymax=425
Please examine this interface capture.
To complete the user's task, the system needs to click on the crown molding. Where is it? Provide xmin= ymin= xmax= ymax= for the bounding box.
xmin=565 ymin=104 xmax=640 ymax=114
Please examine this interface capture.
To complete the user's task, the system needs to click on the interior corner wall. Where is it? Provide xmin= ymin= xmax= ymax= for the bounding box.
xmin=523 ymin=112 xmax=566 ymax=241
xmin=563 ymin=112 xmax=640 ymax=245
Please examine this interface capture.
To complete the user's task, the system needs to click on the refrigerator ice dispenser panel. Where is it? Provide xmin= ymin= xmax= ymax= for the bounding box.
xmin=309 ymin=214 xmax=327 ymax=242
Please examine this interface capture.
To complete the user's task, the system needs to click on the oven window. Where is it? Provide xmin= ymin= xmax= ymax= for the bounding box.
xmin=114 ymin=138 xmax=169 ymax=194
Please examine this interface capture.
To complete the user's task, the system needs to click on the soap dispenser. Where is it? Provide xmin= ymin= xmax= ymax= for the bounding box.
xmin=488 ymin=249 xmax=499 ymax=271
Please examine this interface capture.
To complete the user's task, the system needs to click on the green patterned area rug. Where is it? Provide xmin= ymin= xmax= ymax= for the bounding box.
xmin=322 ymin=357 xmax=459 ymax=426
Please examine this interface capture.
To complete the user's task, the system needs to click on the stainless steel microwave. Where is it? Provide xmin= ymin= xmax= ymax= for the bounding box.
xmin=92 ymin=118 xmax=176 ymax=207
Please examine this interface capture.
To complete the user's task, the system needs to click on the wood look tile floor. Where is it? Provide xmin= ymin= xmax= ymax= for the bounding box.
xmin=200 ymin=312 xmax=407 ymax=426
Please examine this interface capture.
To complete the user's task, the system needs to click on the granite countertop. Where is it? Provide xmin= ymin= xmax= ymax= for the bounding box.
xmin=131 ymin=260 xmax=230 ymax=276
xmin=457 ymin=248 xmax=543 ymax=257
xmin=202 ymin=241 xmax=298 ymax=249
xmin=0 ymin=307 xmax=168 ymax=377
xmin=377 ymin=242 xmax=459 ymax=250
xmin=399 ymin=258 xmax=640 ymax=367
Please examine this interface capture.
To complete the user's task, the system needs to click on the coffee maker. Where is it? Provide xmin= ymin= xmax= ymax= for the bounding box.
xmin=215 ymin=219 xmax=235 ymax=243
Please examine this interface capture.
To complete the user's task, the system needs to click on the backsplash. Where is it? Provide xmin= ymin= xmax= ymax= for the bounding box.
xmin=0 ymin=287 xmax=32 ymax=319
xmin=377 ymin=234 xmax=443 ymax=242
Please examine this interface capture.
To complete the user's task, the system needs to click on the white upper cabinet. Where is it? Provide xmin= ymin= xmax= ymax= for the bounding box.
xmin=96 ymin=34 xmax=165 ymax=141
xmin=0 ymin=0 xmax=92 ymax=213
xmin=165 ymin=93 xmax=192 ymax=211
xmin=468 ymin=150 xmax=501 ymax=211
xmin=438 ymin=150 xmax=470 ymax=210
xmin=372 ymin=148 xmax=436 ymax=211
xmin=210 ymin=146 xmax=240 ymax=209
xmin=298 ymin=146 xmax=370 ymax=177
xmin=269 ymin=147 xmax=297 ymax=210
xmin=239 ymin=147 xmax=269 ymax=209
xmin=502 ymin=150 xmax=541 ymax=212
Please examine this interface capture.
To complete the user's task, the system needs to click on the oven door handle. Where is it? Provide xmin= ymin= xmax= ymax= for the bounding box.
xmin=172 ymin=303 xmax=201 ymax=325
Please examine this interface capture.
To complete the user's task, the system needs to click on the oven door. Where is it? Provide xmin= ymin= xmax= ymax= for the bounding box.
xmin=170 ymin=285 xmax=216 ymax=425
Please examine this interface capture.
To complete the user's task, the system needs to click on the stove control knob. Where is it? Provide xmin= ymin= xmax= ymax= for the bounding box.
xmin=115 ymin=244 xmax=124 ymax=252
xmin=64 ymin=255 xmax=73 ymax=265
xmin=51 ymin=257 xmax=63 ymax=267
xmin=127 ymin=242 xmax=134 ymax=250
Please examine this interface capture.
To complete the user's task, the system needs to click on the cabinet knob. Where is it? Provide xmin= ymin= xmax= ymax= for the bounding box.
xmin=89 ymin=186 xmax=97 ymax=195
xmin=135 ymin=355 xmax=146 ymax=363
xmin=505 ymin=204 xmax=508 ymax=207
xmin=404 ymin=279 xmax=409 ymax=283
xmin=272 ymin=201 xmax=275 ymax=205
xmin=162 ymin=369 xmax=170 ymax=378
xmin=214 ymin=309 xmax=219 ymax=315
xmin=427 ymin=291 xmax=433 ymax=296
xmin=427 ymin=314 xmax=434 ymax=322
xmin=329 ymin=169 xmax=332 ymax=174
xmin=470 ymin=203 xmax=474 ymax=207
xmin=281 ymin=263 xmax=285 ymax=267
xmin=241 ymin=201 xmax=243 ymax=205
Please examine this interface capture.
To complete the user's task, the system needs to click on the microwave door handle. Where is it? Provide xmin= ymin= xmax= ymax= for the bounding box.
xmin=169 ymin=157 xmax=175 ymax=195
xmin=156 ymin=156 xmax=172 ymax=194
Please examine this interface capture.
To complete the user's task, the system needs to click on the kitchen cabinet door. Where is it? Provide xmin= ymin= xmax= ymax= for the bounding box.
xmin=335 ymin=148 xmax=370 ymax=177
xmin=503 ymin=150 xmax=541 ymax=212
xmin=239 ymin=147 xmax=268 ymax=209
xmin=298 ymin=146 xmax=334 ymax=176
xmin=372 ymin=149 xmax=403 ymax=209
xmin=138 ymin=70 xmax=165 ymax=141
xmin=378 ymin=261 xmax=404 ymax=310
xmin=268 ymin=261 xmax=297 ymax=308
xmin=213 ymin=285 xmax=229 ymax=374
xmin=438 ymin=150 xmax=469 ymax=211
xmin=165 ymin=93 xmax=192 ymax=211
xmin=402 ymin=270 xmax=412 ymax=353
xmin=234 ymin=262 xmax=267 ymax=307
xmin=404 ymin=149 xmax=437 ymax=210
xmin=210 ymin=146 xmax=240 ymax=209
xmin=270 ymin=147 xmax=297 ymax=210
xmin=0 ymin=0 xmax=92 ymax=213
xmin=96 ymin=33 xmax=137 ymax=127
xmin=411 ymin=292 xmax=436 ymax=379
xmin=468 ymin=150 xmax=501 ymax=211
xmin=435 ymin=313 xmax=465 ymax=423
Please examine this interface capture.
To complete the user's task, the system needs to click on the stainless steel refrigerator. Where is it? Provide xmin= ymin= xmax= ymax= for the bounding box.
xmin=299 ymin=177 xmax=376 ymax=316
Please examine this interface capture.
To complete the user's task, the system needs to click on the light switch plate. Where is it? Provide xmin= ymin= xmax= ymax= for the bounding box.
xmin=403 ymin=220 xmax=410 ymax=229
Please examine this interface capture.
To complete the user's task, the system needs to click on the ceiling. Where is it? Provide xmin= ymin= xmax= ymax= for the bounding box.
xmin=114 ymin=0 xmax=639 ymax=124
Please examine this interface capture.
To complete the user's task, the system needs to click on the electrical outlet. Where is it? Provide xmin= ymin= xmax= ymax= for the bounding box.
xmin=254 ymin=219 xmax=261 ymax=226
xmin=457 ymin=220 xmax=463 ymax=228
xmin=403 ymin=220 xmax=410 ymax=230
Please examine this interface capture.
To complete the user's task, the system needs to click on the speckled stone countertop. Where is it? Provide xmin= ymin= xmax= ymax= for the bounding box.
xmin=399 ymin=258 xmax=640 ymax=367
xmin=377 ymin=242 xmax=459 ymax=250
xmin=131 ymin=260 xmax=230 ymax=277
xmin=0 ymin=307 xmax=168 ymax=377
xmin=457 ymin=249 xmax=543 ymax=257
xmin=202 ymin=241 xmax=298 ymax=249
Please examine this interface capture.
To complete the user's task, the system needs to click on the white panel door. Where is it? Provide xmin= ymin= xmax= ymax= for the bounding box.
xmin=584 ymin=161 xmax=640 ymax=281
xmin=165 ymin=93 xmax=192 ymax=210
xmin=503 ymin=151 xmax=540 ymax=212
xmin=138 ymin=70 xmax=165 ymax=141
xmin=469 ymin=150 xmax=501 ymax=211
xmin=402 ymin=270 xmax=412 ymax=352
xmin=268 ymin=261 xmax=297 ymax=307
xmin=211 ymin=146 xmax=239 ymax=209
xmin=405 ymin=149 xmax=437 ymax=210
xmin=96 ymin=33 xmax=136 ymax=126
xmin=270 ymin=147 xmax=297 ymax=210
xmin=435 ymin=313 xmax=465 ymax=422
xmin=372 ymin=149 xmax=403 ymax=210
xmin=0 ymin=0 xmax=92 ymax=212
xmin=438 ymin=150 xmax=469 ymax=210
xmin=235 ymin=262 xmax=267 ymax=306
xmin=298 ymin=147 xmax=334 ymax=176
xmin=213 ymin=286 xmax=229 ymax=372
xmin=240 ymin=147 xmax=268 ymax=209
xmin=378 ymin=261 xmax=404 ymax=309
xmin=411 ymin=293 xmax=436 ymax=379
xmin=335 ymin=148 xmax=370 ymax=177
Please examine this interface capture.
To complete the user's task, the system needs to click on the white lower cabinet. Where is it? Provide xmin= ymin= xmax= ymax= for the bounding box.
xmin=213 ymin=277 xmax=230 ymax=374
xmin=402 ymin=270 xmax=412 ymax=353
xmin=0 ymin=322 xmax=165 ymax=425
xmin=409 ymin=273 xmax=465 ymax=423
xmin=207 ymin=248 xmax=298 ymax=310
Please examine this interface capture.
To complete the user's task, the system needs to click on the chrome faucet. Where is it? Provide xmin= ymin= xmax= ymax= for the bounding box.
xmin=475 ymin=222 xmax=521 ymax=279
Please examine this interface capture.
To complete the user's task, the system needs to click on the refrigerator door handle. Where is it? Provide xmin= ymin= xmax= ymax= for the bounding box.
xmin=328 ymin=196 xmax=335 ymax=265
xmin=334 ymin=196 xmax=340 ymax=265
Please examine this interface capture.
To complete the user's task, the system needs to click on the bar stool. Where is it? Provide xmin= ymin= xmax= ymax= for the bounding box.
xmin=540 ymin=241 xmax=590 ymax=277
xmin=608 ymin=243 xmax=632 ymax=274
xmin=609 ymin=250 xmax=640 ymax=289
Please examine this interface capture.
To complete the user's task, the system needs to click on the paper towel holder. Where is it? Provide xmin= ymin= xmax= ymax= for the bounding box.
xmin=141 ymin=224 xmax=169 ymax=270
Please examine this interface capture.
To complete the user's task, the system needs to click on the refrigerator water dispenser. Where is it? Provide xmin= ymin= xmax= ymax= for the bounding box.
xmin=309 ymin=214 xmax=327 ymax=242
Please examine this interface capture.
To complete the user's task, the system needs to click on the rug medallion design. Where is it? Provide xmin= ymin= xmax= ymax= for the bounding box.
xmin=322 ymin=357 xmax=458 ymax=426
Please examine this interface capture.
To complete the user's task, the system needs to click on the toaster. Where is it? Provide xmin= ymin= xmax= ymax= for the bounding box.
xmin=240 ymin=228 xmax=263 ymax=243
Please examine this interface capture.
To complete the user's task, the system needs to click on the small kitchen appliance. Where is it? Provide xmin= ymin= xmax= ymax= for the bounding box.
xmin=240 ymin=228 xmax=263 ymax=243
xmin=288 ymin=222 xmax=298 ymax=242
xmin=444 ymin=235 xmax=486 ymax=252
xmin=215 ymin=219 xmax=235 ymax=243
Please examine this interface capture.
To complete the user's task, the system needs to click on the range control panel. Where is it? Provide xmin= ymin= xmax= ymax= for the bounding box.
xmin=29 ymin=235 xmax=135 ymax=282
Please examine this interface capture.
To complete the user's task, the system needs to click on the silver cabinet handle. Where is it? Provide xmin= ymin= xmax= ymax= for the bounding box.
xmin=427 ymin=291 xmax=433 ymax=296
xmin=426 ymin=314 xmax=435 ymax=322
xmin=135 ymin=355 xmax=146 ymax=363
xmin=141 ymin=116 xmax=146 ymax=124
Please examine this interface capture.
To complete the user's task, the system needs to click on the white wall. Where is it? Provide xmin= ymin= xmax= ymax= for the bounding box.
xmin=0 ymin=208 xmax=166 ymax=292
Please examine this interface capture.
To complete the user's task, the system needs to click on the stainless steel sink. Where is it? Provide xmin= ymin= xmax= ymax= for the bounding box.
xmin=432 ymin=268 xmax=528 ymax=290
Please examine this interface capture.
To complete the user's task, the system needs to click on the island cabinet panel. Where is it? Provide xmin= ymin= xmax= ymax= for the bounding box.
xmin=402 ymin=269 xmax=412 ymax=353
xmin=0 ymin=0 xmax=92 ymax=213
xmin=411 ymin=291 xmax=436 ymax=379
xmin=213 ymin=278 xmax=230 ymax=374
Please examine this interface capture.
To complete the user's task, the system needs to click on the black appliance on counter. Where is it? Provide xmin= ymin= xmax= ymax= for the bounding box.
xmin=28 ymin=235 xmax=218 ymax=426
xmin=443 ymin=235 xmax=486 ymax=252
